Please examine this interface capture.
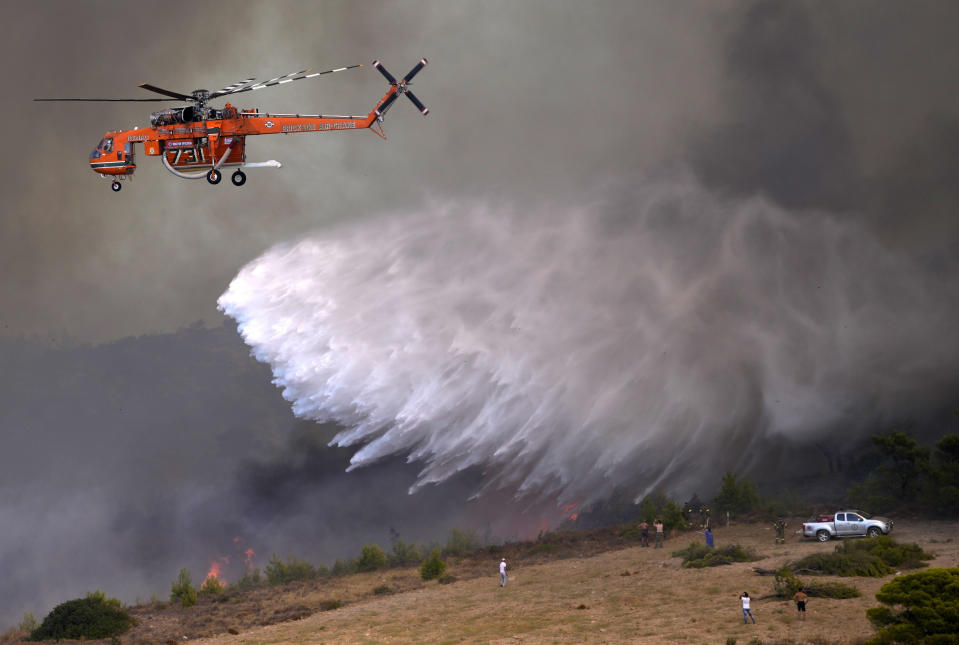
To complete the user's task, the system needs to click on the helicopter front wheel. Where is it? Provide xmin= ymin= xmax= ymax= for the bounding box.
xmin=207 ymin=169 xmax=222 ymax=185
xmin=111 ymin=181 xmax=122 ymax=192
xmin=231 ymin=170 xmax=247 ymax=187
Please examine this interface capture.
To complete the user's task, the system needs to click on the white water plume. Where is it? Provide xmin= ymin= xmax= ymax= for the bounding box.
xmin=218 ymin=176 xmax=955 ymax=505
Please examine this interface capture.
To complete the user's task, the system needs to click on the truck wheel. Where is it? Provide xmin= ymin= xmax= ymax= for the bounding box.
xmin=867 ymin=527 xmax=881 ymax=538
xmin=816 ymin=530 xmax=830 ymax=542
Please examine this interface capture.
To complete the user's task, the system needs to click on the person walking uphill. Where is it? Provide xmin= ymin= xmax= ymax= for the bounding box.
xmin=499 ymin=558 xmax=508 ymax=587
xmin=654 ymin=519 xmax=664 ymax=548
xmin=740 ymin=592 xmax=756 ymax=624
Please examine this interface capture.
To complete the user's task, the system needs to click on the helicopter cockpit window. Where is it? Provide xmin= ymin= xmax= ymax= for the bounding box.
xmin=101 ymin=137 xmax=113 ymax=153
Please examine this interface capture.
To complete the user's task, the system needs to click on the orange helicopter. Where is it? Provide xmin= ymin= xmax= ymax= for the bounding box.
xmin=34 ymin=59 xmax=428 ymax=192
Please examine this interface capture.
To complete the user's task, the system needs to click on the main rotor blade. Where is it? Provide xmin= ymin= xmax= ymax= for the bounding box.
xmin=402 ymin=58 xmax=428 ymax=84
xmin=211 ymin=69 xmax=308 ymax=98
xmin=404 ymin=90 xmax=429 ymax=115
xmin=216 ymin=76 xmax=256 ymax=95
xmin=34 ymin=97 xmax=167 ymax=102
xmin=212 ymin=64 xmax=362 ymax=99
xmin=138 ymin=84 xmax=194 ymax=101
xmin=372 ymin=60 xmax=397 ymax=85
xmin=374 ymin=89 xmax=400 ymax=117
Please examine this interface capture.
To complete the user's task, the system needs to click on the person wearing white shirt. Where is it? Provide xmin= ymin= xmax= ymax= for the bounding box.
xmin=741 ymin=591 xmax=756 ymax=624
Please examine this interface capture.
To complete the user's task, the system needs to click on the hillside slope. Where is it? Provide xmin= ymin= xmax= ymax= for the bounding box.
xmin=7 ymin=520 xmax=957 ymax=645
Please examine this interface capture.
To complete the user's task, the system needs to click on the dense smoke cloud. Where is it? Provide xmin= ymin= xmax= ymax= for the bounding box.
xmin=219 ymin=173 xmax=959 ymax=504
xmin=0 ymin=330 xmax=510 ymax=626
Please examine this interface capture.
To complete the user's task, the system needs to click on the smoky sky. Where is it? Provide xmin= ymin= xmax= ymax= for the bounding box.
xmin=3 ymin=0 xmax=959 ymax=628
xmin=0 ymin=327 xmax=520 ymax=626
xmin=3 ymin=1 xmax=958 ymax=342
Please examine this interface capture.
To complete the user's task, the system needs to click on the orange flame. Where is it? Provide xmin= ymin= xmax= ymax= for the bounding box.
xmin=204 ymin=556 xmax=230 ymax=585
xmin=204 ymin=561 xmax=222 ymax=584
xmin=569 ymin=512 xmax=579 ymax=522
xmin=244 ymin=548 xmax=255 ymax=568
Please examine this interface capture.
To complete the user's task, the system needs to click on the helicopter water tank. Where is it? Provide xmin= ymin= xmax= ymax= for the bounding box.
xmin=150 ymin=106 xmax=196 ymax=127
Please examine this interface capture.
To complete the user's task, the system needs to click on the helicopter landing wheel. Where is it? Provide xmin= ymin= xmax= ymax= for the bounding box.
xmin=207 ymin=169 xmax=222 ymax=185
xmin=111 ymin=181 xmax=122 ymax=192
xmin=231 ymin=170 xmax=247 ymax=187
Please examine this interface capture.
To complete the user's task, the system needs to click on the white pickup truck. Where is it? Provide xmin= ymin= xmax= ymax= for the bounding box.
xmin=802 ymin=510 xmax=894 ymax=542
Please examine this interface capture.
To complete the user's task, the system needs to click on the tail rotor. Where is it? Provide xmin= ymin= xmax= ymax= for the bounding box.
xmin=373 ymin=58 xmax=429 ymax=118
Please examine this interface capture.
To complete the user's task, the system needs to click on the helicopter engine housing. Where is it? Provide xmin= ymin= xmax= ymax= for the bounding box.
xmin=150 ymin=106 xmax=196 ymax=127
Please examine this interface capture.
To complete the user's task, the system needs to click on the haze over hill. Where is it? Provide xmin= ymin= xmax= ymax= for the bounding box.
xmin=0 ymin=326 xmax=514 ymax=627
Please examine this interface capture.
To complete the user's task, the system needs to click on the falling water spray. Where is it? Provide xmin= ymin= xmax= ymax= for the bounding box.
xmin=218 ymin=176 xmax=957 ymax=506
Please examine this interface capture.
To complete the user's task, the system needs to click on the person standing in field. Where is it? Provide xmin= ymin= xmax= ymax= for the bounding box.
xmin=499 ymin=558 xmax=508 ymax=587
xmin=639 ymin=520 xmax=649 ymax=547
xmin=704 ymin=527 xmax=714 ymax=548
xmin=774 ymin=518 xmax=788 ymax=544
xmin=654 ymin=519 xmax=664 ymax=548
xmin=793 ymin=588 xmax=808 ymax=620
xmin=741 ymin=591 xmax=756 ymax=624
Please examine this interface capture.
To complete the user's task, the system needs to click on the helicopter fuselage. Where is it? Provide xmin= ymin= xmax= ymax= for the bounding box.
xmin=89 ymin=101 xmax=382 ymax=180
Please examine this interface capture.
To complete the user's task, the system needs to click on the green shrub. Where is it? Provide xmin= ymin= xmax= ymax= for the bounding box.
xmin=774 ymin=567 xmax=860 ymax=599
xmin=638 ymin=491 xmax=689 ymax=530
xmin=18 ymin=612 xmax=39 ymax=633
xmin=319 ymin=600 xmax=341 ymax=611
xmin=420 ymin=548 xmax=447 ymax=580
xmin=837 ymin=536 xmax=934 ymax=570
xmin=792 ymin=537 xmax=933 ymax=578
xmin=445 ymin=528 xmax=480 ymax=556
xmin=235 ymin=566 xmax=264 ymax=589
xmin=372 ymin=585 xmax=392 ymax=595
xmin=200 ymin=574 xmax=224 ymax=595
xmin=866 ymin=567 xmax=959 ymax=644
xmin=29 ymin=591 xmax=134 ymax=641
xmin=170 ymin=568 xmax=198 ymax=607
xmin=671 ymin=543 xmax=761 ymax=568
xmin=265 ymin=553 xmax=316 ymax=584
xmin=809 ymin=581 xmax=861 ymax=599
xmin=331 ymin=559 xmax=355 ymax=577
xmin=790 ymin=550 xmax=894 ymax=577
xmin=774 ymin=567 xmax=804 ymax=597
xmin=711 ymin=472 xmax=760 ymax=516
xmin=356 ymin=543 xmax=389 ymax=572
xmin=390 ymin=539 xmax=422 ymax=566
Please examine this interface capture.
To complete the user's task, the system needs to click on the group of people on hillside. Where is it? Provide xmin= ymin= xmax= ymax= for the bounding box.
xmin=636 ymin=519 xmax=665 ymax=547
xmin=495 ymin=516 xmax=811 ymax=626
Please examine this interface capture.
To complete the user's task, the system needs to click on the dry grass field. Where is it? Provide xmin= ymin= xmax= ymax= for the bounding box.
xmin=191 ymin=520 xmax=959 ymax=645
xmin=8 ymin=519 xmax=958 ymax=645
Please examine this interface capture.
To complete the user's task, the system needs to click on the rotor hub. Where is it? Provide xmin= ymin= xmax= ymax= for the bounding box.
xmin=191 ymin=89 xmax=211 ymax=106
